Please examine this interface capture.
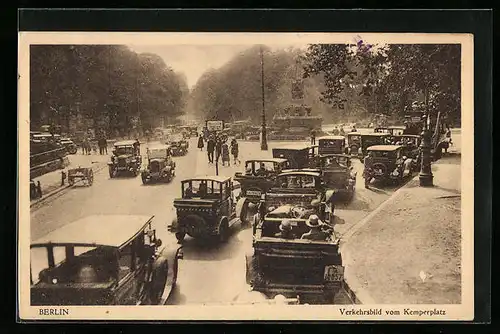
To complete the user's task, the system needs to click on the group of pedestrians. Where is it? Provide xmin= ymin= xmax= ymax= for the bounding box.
xmin=197 ymin=133 xmax=240 ymax=166
xmin=80 ymin=130 xmax=108 ymax=155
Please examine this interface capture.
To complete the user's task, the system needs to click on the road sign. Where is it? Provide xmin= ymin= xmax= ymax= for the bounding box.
xmin=206 ymin=120 xmax=224 ymax=132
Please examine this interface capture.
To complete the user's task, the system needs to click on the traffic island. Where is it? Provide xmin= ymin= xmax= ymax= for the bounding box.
xmin=341 ymin=159 xmax=461 ymax=304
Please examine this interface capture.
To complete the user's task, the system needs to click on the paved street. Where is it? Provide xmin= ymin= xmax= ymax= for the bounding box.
xmin=30 ymin=130 xmax=463 ymax=305
xmin=30 ymin=136 xmax=397 ymax=305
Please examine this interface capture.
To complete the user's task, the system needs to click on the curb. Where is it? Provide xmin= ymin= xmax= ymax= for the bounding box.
xmin=339 ymin=174 xmax=420 ymax=305
xmin=30 ymin=163 xmax=108 ymax=208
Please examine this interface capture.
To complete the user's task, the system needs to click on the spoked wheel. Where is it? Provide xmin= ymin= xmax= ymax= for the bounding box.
xmin=109 ymin=167 xmax=116 ymax=178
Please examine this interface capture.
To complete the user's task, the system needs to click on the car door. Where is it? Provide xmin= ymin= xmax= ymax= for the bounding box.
xmin=113 ymin=241 xmax=141 ymax=305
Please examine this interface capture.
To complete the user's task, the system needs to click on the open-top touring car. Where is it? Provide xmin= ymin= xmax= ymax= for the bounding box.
xmin=244 ymin=172 xmax=343 ymax=304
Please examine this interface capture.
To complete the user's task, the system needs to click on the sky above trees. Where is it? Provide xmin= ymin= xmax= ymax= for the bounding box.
xmin=128 ymin=44 xmax=308 ymax=88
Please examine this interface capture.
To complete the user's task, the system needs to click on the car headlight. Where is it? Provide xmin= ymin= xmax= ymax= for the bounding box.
xmin=392 ymin=169 xmax=399 ymax=176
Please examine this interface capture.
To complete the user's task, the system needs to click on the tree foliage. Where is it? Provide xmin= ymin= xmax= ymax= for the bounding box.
xmin=30 ymin=45 xmax=188 ymax=136
xmin=302 ymin=43 xmax=461 ymax=124
xmin=187 ymin=45 xmax=333 ymax=124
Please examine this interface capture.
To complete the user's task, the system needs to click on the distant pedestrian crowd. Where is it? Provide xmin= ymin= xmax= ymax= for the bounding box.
xmin=80 ymin=130 xmax=109 ymax=155
xmin=197 ymin=132 xmax=240 ymax=166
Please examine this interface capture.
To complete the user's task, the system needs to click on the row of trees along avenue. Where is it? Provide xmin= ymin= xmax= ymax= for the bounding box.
xmin=188 ymin=43 xmax=460 ymax=127
xmin=301 ymin=43 xmax=461 ymax=126
xmin=30 ymin=45 xmax=189 ymax=137
xmin=30 ymin=43 xmax=461 ymax=137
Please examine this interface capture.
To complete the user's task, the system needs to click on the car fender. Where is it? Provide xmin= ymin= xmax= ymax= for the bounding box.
xmin=218 ymin=216 xmax=229 ymax=230
xmin=235 ymin=197 xmax=249 ymax=222
xmin=325 ymin=189 xmax=336 ymax=203
xmin=167 ymin=216 xmax=178 ymax=232
xmin=107 ymin=162 xmax=114 ymax=166
xmin=149 ymin=256 xmax=169 ymax=301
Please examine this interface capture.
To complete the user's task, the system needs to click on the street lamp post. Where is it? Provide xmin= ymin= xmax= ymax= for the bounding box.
xmin=419 ymin=88 xmax=434 ymax=187
xmin=260 ymin=46 xmax=268 ymax=151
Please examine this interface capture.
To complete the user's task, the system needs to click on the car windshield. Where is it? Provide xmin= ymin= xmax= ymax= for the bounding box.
xmin=320 ymin=139 xmax=344 ymax=148
xmin=364 ymin=137 xmax=386 ymax=146
xmin=349 ymin=135 xmax=361 ymax=141
xmin=148 ymin=148 xmax=168 ymax=159
xmin=246 ymin=161 xmax=278 ymax=175
xmin=182 ymin=180 xmax=222 ymax=199
xmin=115 ymin=146 xmax=134 ymax=155
xmin=170 ymin=135 xmax=183 ymax=142
xmin=31 ymin=246 xmax=116 ymax=285
xmin=371 ymin=150 xmax=397 ymax=159
xmin=277 ymin=175 xmax=317 ymax=189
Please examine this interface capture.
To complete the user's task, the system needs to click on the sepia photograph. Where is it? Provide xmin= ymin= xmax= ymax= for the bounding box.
xmin=18 ymin=32 xmax=474 ymax=321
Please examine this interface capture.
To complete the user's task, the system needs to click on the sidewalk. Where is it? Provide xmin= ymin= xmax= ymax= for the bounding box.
xmin=342 ymin=155 xmax=461 ymax=304
xmin=31 ymin=153 xmax=109 ymax=203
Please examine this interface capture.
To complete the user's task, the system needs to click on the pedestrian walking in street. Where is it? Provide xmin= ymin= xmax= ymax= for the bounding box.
xmin=332 ymin=126 xmax=340 ymax=135
xmin=363 ymin=151 xmax=374 ymax=188
xmin=230 ymin=138 xmax=240 ymax=165
xmin=98 ymin=136 xmax=106 ymax=155
xmin=197 ymin=135 xmax=204 ymax=151
xmin=310 ymin=129 xmax=316 ymax=145
xmin=339 ymin=127 xmax=345 ymax=136
xmin=207 ymin=136 xmax=215 ymax=163
xmin=215 ymin=138 xmax=223 ymax=163
xmin=221 ymin=141 xmax=230 ymax=166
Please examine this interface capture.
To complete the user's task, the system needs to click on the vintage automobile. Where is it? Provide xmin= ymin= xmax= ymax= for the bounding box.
xmin=141 ymin=145 xmax=176 ymax=184
xmin=30 ymin=215 xmax=183 ymax=305
xmin=234 ymin=158 xmax=290 ymax=204
xmin=392 ymin=134 xmax=421 ymax=159
xmin=252 ymin=171 xmax=336 ymax=224
xmin=167 ymin=134 xmax=189 ymax=156
xmin=108 ymin=140 xmax=142 ymax=178
xmin=373 ymin=126 xmax=390 ymax=134
xmin=317 ymin=135 xmax=348 ymax=156
xmin=363 ymin=145 xmax=415 ymax=187
xmin=387 ymin=125 xmax=406 ymax=137
xmin=60 ymin=137 xmax=78 ymax=155
xmin=67 ymin=166 xmax=94 ymax=186
xmin=272 ymin=143 xmax=319 ymax=169
xmin=318 ymin=154 xmax=356 ymax=200
xmin=244 ymin=172 xmax=343 ymax=304
xmin=168 ymin=176 xmax=249 ymax=243
xmin=348 ymin=133 xmax=391 ymax=160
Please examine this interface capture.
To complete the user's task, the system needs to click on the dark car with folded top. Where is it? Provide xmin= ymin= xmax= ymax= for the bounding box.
xmin=168 ymin=176 xmax=249 ymax=244
xmin=30 ymin=215 xmax=183 ymax=306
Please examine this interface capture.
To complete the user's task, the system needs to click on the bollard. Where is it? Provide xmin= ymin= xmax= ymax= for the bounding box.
xmin=61 ymin=170 xmax=66 ymax=186
xmin=37 ymin=181 xmax=42 ymax=198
